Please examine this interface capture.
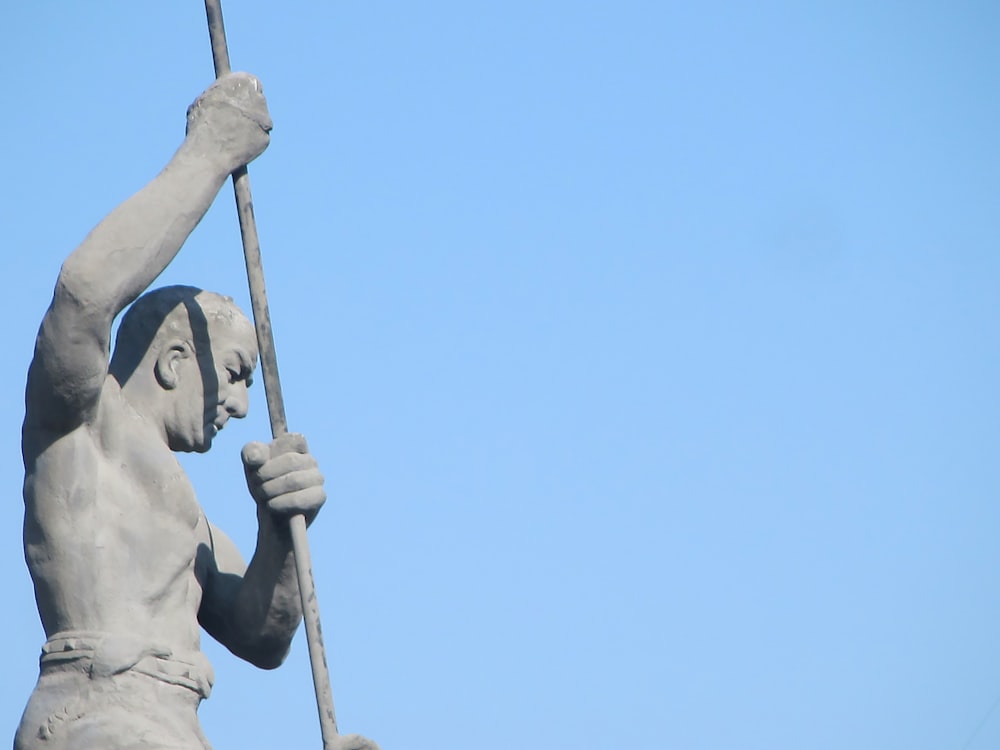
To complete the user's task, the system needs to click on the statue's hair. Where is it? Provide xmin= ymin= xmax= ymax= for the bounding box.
xmin=109 ymin=285 xmax=247 ymax=385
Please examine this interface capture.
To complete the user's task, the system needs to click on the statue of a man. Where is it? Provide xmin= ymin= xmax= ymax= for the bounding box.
xmin=16 ymin=73 xmax=375 ymax=750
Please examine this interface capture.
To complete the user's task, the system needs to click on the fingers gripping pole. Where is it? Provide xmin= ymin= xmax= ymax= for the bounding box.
xmin=203 ymin=1 xmax=340 ymax=746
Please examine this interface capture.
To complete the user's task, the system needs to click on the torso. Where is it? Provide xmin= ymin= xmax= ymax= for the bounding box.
xmin=23 ymin=379 xmax=209 ymax=652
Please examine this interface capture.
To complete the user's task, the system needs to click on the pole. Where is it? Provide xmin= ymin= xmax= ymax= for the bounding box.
xmin=203 ymin=2 xmax=341 ymax=746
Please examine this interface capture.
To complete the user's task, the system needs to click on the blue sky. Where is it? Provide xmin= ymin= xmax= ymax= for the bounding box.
xmin=2 ymin=2 xmax=999 ymax=748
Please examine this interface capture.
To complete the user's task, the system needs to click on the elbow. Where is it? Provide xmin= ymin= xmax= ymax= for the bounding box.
xmin=56 ymin=259 xmax=102 ymax=307
xmin=234 ymin=639 xmax=292 ymax=671
xmin=51 ymin=267 xmax=118 ymax=326
xmin=250 ymin=650 xmax=289 ymax=671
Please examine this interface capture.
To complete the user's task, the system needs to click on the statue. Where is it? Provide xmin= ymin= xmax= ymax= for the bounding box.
xmin=15 ymin=73 xmax=377 ymax=750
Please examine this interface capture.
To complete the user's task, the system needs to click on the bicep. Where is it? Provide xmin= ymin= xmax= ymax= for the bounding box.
xmin=201 ymin=520 xmax=249 ymax=580
xmin=196 ymin=520 xmax=248 ymax=639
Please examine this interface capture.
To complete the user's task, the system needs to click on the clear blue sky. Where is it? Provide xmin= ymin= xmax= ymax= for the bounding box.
xmin=2 ymin=2 xmax=999 ymax=748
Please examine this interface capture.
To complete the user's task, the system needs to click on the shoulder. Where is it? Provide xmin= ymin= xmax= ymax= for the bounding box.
xmin=24 ymin=283 xmax=119 ymax=434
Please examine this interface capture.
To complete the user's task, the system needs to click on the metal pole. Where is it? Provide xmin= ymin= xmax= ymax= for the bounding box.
xmin=203 ymin=1 xmax=340 ymax=746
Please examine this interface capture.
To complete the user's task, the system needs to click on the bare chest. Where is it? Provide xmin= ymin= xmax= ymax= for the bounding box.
xmin=24 ymin=425 xmax=208 ymax=623
xmin=99 ymin=439 xmax=203 ymax=551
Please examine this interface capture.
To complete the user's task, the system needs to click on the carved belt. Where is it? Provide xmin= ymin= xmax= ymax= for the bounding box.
xmin=40 ymin=630 xmax=214 ymax=699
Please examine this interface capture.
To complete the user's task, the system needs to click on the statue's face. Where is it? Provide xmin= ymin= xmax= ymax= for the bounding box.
xmin=167 ymin=313 xmax=258 ymax=453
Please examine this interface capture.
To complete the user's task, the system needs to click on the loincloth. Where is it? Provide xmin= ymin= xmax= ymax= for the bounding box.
xmin=40 ymin=630 xmax=214 ymax=700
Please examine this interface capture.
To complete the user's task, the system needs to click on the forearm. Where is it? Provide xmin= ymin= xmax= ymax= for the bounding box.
xmin=226 ymin=515 xmax=303 ymax=668
xmin=211 ymin=433 xmax=324 ymax=668
xmin=57 ymin=137 xmax=231 ymax=323
xmin=47 ymin=72 xmax=269 ymax=339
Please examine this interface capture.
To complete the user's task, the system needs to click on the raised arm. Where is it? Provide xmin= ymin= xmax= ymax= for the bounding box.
xmin=25 ymin=73 xmax=271 ymax=433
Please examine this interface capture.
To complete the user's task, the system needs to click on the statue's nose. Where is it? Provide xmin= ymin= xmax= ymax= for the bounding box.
xmin=225 ymin=386 xmax=249 ymax=419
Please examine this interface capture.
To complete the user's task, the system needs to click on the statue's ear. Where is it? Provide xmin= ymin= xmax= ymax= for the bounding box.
xmin=154 ymin=340 xmax=193 ymax=390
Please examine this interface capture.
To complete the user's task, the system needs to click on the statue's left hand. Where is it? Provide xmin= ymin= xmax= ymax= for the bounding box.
xmin=241 ymin=433 xmax=325 ymax=524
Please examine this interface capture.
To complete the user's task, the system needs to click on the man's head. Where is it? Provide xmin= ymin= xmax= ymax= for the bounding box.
xmin=110 ymin=285 xmax=258 ymax=453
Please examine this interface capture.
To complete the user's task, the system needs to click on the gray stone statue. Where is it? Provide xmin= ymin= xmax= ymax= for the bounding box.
xmin=16 ymin=73 xmax=377 ymax=750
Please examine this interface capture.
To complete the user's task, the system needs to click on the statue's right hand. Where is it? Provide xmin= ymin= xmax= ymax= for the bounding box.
xmin=186 ymin=72 xmax=272 ymax=171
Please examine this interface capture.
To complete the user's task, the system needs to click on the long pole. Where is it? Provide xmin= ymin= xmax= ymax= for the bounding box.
xmin=203 ymin=2 xmax=341 ymax=746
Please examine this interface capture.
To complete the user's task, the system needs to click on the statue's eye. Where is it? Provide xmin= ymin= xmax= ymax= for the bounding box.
xmin=227 ymin=367 xmax=253 ymax=387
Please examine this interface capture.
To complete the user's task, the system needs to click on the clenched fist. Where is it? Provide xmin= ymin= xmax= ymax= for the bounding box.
xmin=242 ymin=432 xmax=325 ymax=525
xmin=186 ymin=71 xmax=272 ymax=173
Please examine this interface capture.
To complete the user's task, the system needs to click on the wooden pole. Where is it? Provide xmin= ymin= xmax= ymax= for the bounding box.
xmin=203 ymin=2 xmax=341 ymax=746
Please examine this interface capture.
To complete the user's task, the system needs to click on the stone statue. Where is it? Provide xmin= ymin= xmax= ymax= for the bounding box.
xmin=16 ymin=73 xmax=377 ymax=750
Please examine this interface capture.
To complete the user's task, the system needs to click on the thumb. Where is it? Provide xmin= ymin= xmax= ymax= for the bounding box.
xmin=241 ymin=441 xmax=270 ymax=470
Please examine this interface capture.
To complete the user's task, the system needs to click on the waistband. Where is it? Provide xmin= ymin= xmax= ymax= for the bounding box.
xmin=41 ymin=630 xmax=214 ymax=699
